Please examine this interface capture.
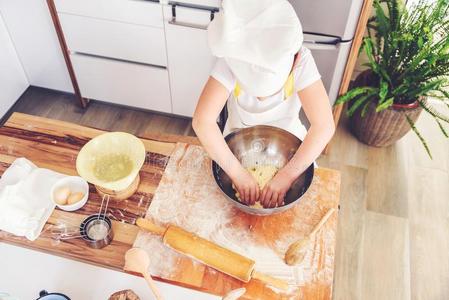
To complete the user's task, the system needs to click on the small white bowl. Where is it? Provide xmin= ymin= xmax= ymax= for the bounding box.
xmin=51 ymin=176 xmax=89 ymax=211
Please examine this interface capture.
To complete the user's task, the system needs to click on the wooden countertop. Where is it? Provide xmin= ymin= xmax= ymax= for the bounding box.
xmin=0 ymin=113 xmax=341 ymax=299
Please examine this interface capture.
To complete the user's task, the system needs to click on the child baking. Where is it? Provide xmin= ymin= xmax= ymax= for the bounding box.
xmin=193 ymin=0 xmax=335 ymax=208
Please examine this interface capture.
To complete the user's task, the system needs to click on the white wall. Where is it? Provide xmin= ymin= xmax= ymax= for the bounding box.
xmin=0 ymin=0 xmax=73 ymax=93
xmin=0 ymin=13 xmax=28 ymax=117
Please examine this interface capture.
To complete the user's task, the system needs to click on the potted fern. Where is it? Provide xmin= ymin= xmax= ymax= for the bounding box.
xmin=336 ymin=0 xmax=449 ymax=158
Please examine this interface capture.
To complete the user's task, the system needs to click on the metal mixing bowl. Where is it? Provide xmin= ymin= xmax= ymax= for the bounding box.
xmin=212 ymin=125 xmax=314 ymax=216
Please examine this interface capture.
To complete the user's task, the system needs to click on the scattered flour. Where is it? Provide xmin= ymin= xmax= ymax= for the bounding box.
xmin=133 ymin=143 xmax=337 ymax=294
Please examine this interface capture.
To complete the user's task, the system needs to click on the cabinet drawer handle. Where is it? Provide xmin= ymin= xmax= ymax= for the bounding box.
xmin=168 ymin=19 xmax=208 ymax=30
xmin=71 ymin=51 xmax=167 ymax=69
xmin=169 ymin=2 xmax=218 ymax=30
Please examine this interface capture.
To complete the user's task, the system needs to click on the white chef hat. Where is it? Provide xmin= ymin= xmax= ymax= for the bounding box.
xmin=208 ymin=0 xmax=303 ymax=97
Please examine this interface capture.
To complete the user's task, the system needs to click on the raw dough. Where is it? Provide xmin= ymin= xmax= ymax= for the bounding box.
xmin=234 ymin=165 xmax=279 ymax=208
xmin=247 ymin=165 xmax=279 ymax=190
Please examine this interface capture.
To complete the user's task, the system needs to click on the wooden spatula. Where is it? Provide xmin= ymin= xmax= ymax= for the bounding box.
xmin=284 ymin=208 xmax=336 ymax=266
xmin=124 ymin=248 xmax=164 ymax=300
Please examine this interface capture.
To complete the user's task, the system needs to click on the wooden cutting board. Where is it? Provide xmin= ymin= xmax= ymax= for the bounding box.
xmin=134 ymin=143 xmax=341 ymax=300
xmin=0 ymin=113 xmax=341 ymax=299
xmin=0 ymin=112 xmax=174 ymax=270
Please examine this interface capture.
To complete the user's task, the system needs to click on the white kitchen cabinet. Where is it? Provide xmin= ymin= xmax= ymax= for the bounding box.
xmin=59 ymin=13 xmax=167 ymax=66
xmin=0 ymin=0 xmax=73 ymax=93
xmin=160 ymin=0 xmax=221 ymax=7
xmin=71 ymin=54 xmax=172 ymax=113
xmin=0 ymin=14 xmax=28 ymax=118
xmin=54 ymin=0 xmax=164 ymax=28
xmin=52 ymin=0 xmax=172 ymax=111
xmin=163 ymin=4 xmax=217 ymax=117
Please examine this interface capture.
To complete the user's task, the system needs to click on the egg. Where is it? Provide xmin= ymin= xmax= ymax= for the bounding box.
xmin=54 ymin=187 xmax=71 ymax=205
xmin=67 ymin=192 xmax=85 ymax=205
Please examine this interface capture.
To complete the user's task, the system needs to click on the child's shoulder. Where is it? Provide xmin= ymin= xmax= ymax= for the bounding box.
xmin=293 ymin=46 xmax=321 ymax=90
xmin=294 ymin=47 xmax=313 ymax=67
xmin=211 ymin=58 xmax=237 ymax=92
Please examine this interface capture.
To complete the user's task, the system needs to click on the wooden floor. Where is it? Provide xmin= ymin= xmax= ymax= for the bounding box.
xmin=8 ymin=86 xmax=449 ymax=300
xmin=5 ymin=87 xmax=195 ymax=137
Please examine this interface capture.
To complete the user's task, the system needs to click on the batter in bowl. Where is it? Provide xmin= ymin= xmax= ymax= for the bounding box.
xmin=234 ymin=165 xmax=279 ymax=208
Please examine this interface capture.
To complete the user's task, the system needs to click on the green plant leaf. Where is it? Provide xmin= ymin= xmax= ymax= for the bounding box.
xmin=361 ymin=101 xmax=372 ymax=117
xmin=373 ymin=0 xmax=392 ymax=46
xmin=438 ymin=88 xmax=449 ymax=100
xmin=392 ymin=85 xmax=408 ymax=96
xmin=358 ymin=0 xmax=449 ymax=157
xmin=335 ymin=87 xmax=374 ymax=105
xmin=435 ymin=118 xmax=449 ymax=138
xmin=406 ymin=114 xmax=433 ymax=159
xmin=418 ymin=36 xmax=424 ymax=48
xmin=347 ymin=92 xmax=377 ymax=117
xmin=390 ymin=0 xmax=449 ymax=90
xmin=379 ymin=79 xmax=389 ymax=103
xmin=406 ymin=80 xmax=445 ymax=100
xmin=379 ymin=67 xmax=392 ymax=84
xmin=363 ymin=38 xmax=382 ymax=76
xmin=386 ymin=0 xmax=402 ymax=32
xmin=418 ymin=100 xmax=449 ymax=123
xmin=376 ymin=97 xmax=394 ymax=112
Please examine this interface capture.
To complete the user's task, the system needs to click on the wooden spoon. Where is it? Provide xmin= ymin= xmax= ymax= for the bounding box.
xmin=284 ymin=208 xmax=336 ymax=266
xmin=124 ymin=248 xmax=164 ymax=300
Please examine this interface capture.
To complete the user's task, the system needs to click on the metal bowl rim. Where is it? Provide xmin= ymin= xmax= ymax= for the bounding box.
xmin=223 ymin=125 xmax=300 ymax=143
xmin=212 ymin=161 xmax=314 ymax=215
xmin=212 ymin=125 xmax=315 ymax=215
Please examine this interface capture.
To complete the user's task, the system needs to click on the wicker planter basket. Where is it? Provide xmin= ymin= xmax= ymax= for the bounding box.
xmin=349 ymin=71 xmax=423 ymax=147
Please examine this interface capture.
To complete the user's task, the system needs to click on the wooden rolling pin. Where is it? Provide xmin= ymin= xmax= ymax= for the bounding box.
xmin=136 ymin=218 xmax=289 ymax=291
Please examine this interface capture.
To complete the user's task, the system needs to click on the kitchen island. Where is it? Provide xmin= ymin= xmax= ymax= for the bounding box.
xmin=0 ymin=113 xmax=340 ymax=299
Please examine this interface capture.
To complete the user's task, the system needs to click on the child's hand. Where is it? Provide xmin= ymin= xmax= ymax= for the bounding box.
xmin=231 ymin=167 xmax=260 ymax=205
xmin=260 ymin=169 xmax=295 ymax=208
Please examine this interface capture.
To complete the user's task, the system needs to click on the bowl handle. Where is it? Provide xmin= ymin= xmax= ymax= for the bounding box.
xmin=39 ymin=290 xmax=49 ymax=297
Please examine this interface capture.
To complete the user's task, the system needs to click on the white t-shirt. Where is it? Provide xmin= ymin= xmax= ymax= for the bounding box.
xmin=211 ymin=47 xmax=321 ymax=114
xmin=210 ymin=47 xmax=321 ymax=139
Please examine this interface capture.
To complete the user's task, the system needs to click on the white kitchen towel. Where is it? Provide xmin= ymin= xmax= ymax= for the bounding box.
xmin=0 ymin=158 xmax=65 ymax=241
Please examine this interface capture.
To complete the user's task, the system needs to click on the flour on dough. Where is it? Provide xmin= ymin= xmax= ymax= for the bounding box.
xmin=234 ymin=165 xmax=279 ymax=208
